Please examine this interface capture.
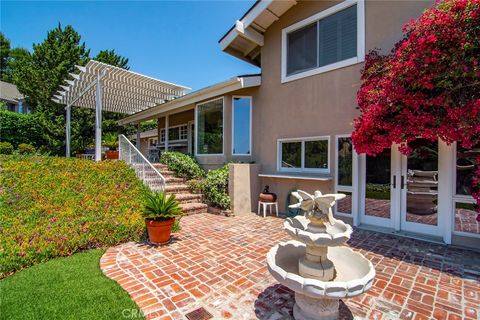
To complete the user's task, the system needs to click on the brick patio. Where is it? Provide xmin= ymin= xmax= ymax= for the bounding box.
xmin=100 ymin=213 xmax=480 ymax=320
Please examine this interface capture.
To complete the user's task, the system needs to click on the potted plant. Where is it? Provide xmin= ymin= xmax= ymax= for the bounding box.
xmin=103 ymin=133 xmax=119 ymax=159
xmin=142 ymin=191 xmax=182 ymax=244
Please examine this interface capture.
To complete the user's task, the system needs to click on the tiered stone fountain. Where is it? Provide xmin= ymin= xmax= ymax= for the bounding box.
xmin=267 ymin=190 xmax=375 ymax=320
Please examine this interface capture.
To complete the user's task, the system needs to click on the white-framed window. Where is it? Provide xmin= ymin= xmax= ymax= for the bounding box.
xmin=281 ymin=0 xmax=365 ymax=83
xmin=179 ymin=125 xmax=188 ymax=140
xmin=195 ymin=97 xmax=224 ymax=156
xmin=232 ymin=96 xmax=252 ymax=156
xmin=277 ymin=136 xmax=330 ymax=173
xmin=159 ymin=124 xmax=188 ymax=143
xmin=452 ymin=142 xmax=479 ymax=237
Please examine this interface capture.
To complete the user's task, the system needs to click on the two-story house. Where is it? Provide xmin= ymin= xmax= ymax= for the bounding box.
xmin=120 ymin=0 xmax=479 ymax=250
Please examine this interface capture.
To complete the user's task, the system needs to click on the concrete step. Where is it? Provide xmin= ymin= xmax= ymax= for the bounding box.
xmin=170 ymin=193 xmax=203 ymax=204
xmin=165 ymin=184 xmax=190 ymax=193
xmin=180 ymin=202 xmax=208 ymax=215
xmin=165 ymin=177 xmax=185 ymax=183
xmin=152 ymin=163 xmax=169 ymax=170
xmin=159 ymin=170 xmax=176 ymax=177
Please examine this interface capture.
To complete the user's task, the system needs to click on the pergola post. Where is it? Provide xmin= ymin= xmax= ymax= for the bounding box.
xmin=95 ymin=75 xmax=103 ymax=162
xmin=165 ymin=115 xmax=169 ymax=152
xmin=65 ymin=105 xmax=71 ymax=157
xmin=136 ymin=123 xmax=141 ymax=149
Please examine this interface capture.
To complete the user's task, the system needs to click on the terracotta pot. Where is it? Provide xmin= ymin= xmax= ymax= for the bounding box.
xmin=105 ymin=150 xmax=119 ymax=160
xmin=145 ymin=218 xmax=174 ymax=244
xmin=259 ymin=192 xmax=277 ymax=202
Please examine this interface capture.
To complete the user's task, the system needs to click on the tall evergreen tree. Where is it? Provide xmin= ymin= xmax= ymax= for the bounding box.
xmin=95 ymin=49 xmax=129 ymax=69
xmin=0 ymin=33 xmax=11 ymax=81
xmin=12 ymin=24 xmax=90 ymax=111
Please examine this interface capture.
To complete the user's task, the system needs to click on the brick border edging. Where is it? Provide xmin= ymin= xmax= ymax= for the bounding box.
xmin=99 ymin=245 xmax=166 ymax=319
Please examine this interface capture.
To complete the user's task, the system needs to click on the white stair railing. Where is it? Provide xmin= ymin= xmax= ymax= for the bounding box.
xmin=118 ymin=134 xmax=165 ymax=192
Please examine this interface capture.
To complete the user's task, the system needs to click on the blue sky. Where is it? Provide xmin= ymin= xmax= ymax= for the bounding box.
xmin=1 ymin=1 xmax=259 ymax=90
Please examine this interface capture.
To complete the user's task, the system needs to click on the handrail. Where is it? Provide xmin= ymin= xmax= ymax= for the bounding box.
xmin=118 ymin=134 xmax=165 ymax=192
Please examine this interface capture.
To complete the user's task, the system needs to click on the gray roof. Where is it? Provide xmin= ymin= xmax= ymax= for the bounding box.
xmin=0 ymin=81 xmax=24 ymax=103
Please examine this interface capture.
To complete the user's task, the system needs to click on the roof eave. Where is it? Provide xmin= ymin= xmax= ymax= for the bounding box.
xmin=118 ymin=75 xmax=261 ymax=125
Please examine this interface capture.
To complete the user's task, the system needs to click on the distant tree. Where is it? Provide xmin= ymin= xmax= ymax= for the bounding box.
xmin=95 ymin=49 xmax=129 ymax=69
xmin=11 ymin=24 xmax=90 ymax=154
xmin=0 ymin=33 xmax=10 ymax=81
xmin=12 ymin=24 xmax=90 ymax=110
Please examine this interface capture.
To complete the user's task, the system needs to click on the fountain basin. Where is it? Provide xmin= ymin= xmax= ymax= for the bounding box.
xmin=284 ymin=216 xmax=353 ymax=247
xmin=267 ymin=241 xmax=375 ymax=299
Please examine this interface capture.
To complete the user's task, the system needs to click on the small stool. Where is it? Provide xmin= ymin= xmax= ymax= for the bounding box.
xmin=258 ymin=201 xmax=278 ymax=217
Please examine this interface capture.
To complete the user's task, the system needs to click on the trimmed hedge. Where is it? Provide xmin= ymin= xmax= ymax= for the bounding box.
xmin=17 ymin=143 xmax=36 ymax=155
xmin=0 ymin=142 xmax=14 ymax=155
xmin=160 ymin=152 xmax=205 ymax=180
xmin=0 ymin=156 xmax=147 ymax=277
xmin=203 ymin=165 xmax=231 ymax=210
xmin=0 ymin=110 xmax=46 ymax=148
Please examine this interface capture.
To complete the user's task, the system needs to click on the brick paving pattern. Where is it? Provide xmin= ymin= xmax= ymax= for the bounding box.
xmin=100 ymin=213 xmax=480 ymax=320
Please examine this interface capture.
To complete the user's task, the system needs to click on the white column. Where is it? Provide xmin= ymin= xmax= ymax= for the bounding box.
xmin=136 ymin=123 xmax=141 ymax=149
xmin=438 ymin=140 xmax=454 ymax=244
xmin=94 ymin=75 xmax=103 ymax=162
xmin=65 ymin=105 xmax=71 ymax=157
xmin=164 ymin=115 xmax=169 ymax=152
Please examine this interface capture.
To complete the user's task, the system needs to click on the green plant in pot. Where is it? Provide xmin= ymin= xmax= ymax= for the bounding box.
xmin=103 ymin=133 xmax=119 ymax=159
xmin=142 ymin=191 xmax=182 ymax=244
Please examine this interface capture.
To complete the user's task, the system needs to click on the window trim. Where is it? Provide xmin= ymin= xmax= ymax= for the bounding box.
xmin=195 ymin=97 xmax=225 ymax=157
xmin=231 ymin=95 xmax=253 ymax=156
xmin=277 ymin=136 xmax=330 ymax=173
xmin=281 ymin=0 xmax=365 ymax=83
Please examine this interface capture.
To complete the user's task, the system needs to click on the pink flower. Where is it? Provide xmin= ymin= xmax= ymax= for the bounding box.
xmin=50 ymin=217 xmax=56 ymax=223
xmin=18 ymin=252 xmax=25 ymax=257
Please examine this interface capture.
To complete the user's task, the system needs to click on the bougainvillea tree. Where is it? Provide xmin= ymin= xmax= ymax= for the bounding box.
xmin=352 ymin=0 xmax=480 ymax=216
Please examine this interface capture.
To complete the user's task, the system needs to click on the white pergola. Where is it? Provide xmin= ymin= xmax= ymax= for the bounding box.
xmin=52 ymin=60 xmax=190 ymax=161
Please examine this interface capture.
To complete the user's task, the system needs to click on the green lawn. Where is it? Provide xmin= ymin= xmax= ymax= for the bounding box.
xmin=0 ymin=249 xmax=144 ymax=320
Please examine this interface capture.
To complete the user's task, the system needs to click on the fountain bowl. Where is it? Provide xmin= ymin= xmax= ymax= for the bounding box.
xmin=267 ymin=241 xmax=375 ymax=299
xmin=284 ymin=216 xmax=352 ymax=247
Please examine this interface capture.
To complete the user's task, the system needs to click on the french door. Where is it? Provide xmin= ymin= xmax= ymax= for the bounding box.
xmin=399 ymin=139 xmax=441 ymax=236
xmin=360 ymin=139 xmax=442 ymax=237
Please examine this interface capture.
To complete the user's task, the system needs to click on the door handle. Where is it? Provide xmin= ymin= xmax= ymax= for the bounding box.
xmin=401 ymin=175 xmax=405 ymax=189
xmin=392 ymin=175 xmax=396 ymax=189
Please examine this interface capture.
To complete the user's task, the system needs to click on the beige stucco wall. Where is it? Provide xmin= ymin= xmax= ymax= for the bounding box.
xmin=247 ymin=0 xmax=433 ymax=211
xmin=228 ymin=163 xmax=261 ymax=214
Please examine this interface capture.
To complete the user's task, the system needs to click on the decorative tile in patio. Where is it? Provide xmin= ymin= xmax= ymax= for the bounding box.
xmin=100 ymin=213 xmax=480 ymax=320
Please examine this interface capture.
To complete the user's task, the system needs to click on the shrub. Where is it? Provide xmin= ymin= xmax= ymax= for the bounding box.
xmin=17 ymin=143 xmax=36 ymax=155
xmin=0 ymin=142 xmax=14 ymax=155
xmin=0 ymin=156 xmax=147 ymax=277
xmin=203 ymin=164 xmax=231 ymax=210
xmin=187 ymin=179 xmax=205 ymax=194
xmin=160 ymin=152 xmax=205 ymax=180
xmin=0 ymin=110 xmax=46 ymax=148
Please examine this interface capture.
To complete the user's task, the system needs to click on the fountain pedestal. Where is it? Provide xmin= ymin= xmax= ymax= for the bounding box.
xmin=294 ymin=293 xmax=339 ymax=320
xmin=299 ymin=245 xmax=334 ymax=281
xmin=266 ymin=190 xmax=376 ymax=320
